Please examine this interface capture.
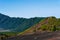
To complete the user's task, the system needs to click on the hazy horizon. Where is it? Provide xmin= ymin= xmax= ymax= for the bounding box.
xmin=0 ymin=0 xmax=60 ymax=18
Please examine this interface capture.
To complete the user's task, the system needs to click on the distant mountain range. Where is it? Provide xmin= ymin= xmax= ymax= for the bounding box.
xmin=0 ymin=13 xmax=45 ymax=32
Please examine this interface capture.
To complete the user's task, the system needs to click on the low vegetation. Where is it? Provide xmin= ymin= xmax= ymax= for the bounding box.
xmin=38 ymin=16 xmax=60 ymax=32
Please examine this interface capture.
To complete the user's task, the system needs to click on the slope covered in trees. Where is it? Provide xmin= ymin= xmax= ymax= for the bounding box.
xmin=0 ymin=13 xmax=45 ymax=32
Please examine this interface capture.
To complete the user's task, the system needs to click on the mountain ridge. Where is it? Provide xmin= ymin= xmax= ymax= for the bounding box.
xmin=0 ymin=13 xmax=45 ymax=32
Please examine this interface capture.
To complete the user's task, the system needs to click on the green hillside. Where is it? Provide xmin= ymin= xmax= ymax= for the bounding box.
xmin=39 ymin=17 xmax=60 ymax=31
xmin=0 ymin=13 xmax=45 ymax=32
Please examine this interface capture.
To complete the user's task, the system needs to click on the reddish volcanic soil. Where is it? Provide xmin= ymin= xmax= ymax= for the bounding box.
xmin=7 ymin=31 xmax=60 ymax=40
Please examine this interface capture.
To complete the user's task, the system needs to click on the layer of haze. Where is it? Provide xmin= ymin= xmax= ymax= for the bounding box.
xmin=0 ymin=0 xmax=60 ymax=18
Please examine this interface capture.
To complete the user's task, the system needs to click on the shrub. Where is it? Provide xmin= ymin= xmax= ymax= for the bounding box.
xmin=40 ymin=24 xmax=47 ymax=31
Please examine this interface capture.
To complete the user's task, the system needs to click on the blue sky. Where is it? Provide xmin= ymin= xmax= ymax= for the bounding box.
xmin=0 ymin=0 xmax=60 ymax=18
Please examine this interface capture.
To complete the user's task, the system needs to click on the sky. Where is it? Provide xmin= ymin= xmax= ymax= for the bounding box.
xmin=0 ymin=0 xmax=60 ymax=18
